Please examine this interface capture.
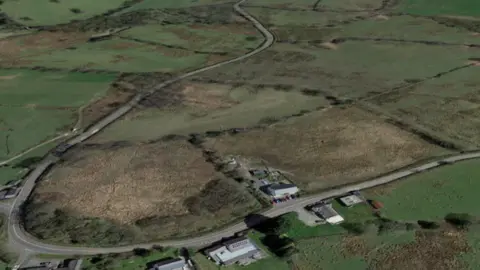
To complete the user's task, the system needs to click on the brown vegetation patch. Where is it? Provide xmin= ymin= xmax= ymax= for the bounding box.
xmin=36 ymin=141 xmax=219 ymax=224
xmin=189 ymin=23 xmax=257 ymax=35
xmin=206 ymin=54 xmax=231 ymax=65
xmin=205 ymin=106 xmax=439 ymax=192
xmin=0 ymin=31 xmax=90 ymax=60
xmin=371 ymin=230 xmax=470 ymax=270
xmin=154 ymin=46 xmax=194 ymax=58
xmin=104 ymin=41 xmax=140 ymax=50
xmin=81 ymin=87 xmax=136 ymax=128
xmin=341 ymin=235 xmax=370 ymax=256
xmin=0 ymin=74 xmax=19 ymax=80
xmin=181 ymin=83 xmax=239 ymax=110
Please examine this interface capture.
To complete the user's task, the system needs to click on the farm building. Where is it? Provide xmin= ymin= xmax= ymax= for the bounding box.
xmin=338 ymin=194 xmax=363 ymax=207
xmin=148 ymin=258 xmax=191 ymax=270
xmin=205 ymin=236 xmax=264 ymax=266
xmin=267 ymin=183 xmax=299 ymax=198
xmin=311 ymin=203 xmax=344 ymax=224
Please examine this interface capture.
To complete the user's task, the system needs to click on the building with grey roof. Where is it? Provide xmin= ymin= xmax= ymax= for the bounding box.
xmin=205 ymin=236 xmax=264 ymax=266
xmin=148 ymin=258 xmax=188 ymax=270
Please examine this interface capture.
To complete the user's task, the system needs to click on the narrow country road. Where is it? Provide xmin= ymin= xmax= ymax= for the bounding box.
xmin=7 ymin=0 xmax=480 ymax=259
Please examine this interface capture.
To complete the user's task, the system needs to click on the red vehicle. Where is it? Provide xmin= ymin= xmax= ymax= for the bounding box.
xmin=370 ymin=200 xmax=383 ymax=209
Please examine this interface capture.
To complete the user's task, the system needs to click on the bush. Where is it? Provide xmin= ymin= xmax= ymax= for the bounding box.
xmin=445 ymin=213 xmax=474 ymax=229
xmin=417 ymin=220 xmax=440 ymax=230
xmin=70 ymin=8 xmax=82 ymax=14
xmin=133 ymin=248 xmax=150 ymax=257
xmin=341 ymin=222 xmax=366 ymax=235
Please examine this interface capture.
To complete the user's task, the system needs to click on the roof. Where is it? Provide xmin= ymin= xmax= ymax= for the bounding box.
xmin=213 ymin=243 xmax=258 ymax=264
xmin=268 ymin=183 xmax=296 ymax=190
xmin=149 ymin=258 xmax=186 ymax=270
xmin=222 ymin=236 xmax=248 ymax=247
xmin=311 ymin=204 xmax=340 ymax=219
xmin=325 ymin=215 xmax=344 ymax=224
xmin=339 ymin=195 xmax=363 ymax=206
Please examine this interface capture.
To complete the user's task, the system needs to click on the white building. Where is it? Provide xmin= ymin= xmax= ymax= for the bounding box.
xmin=267 ymin=183 xmax=299 ymax=198
xmin=205 ymin=237 xmax=263 ymax=266
xmin=339 ymin=194 xmax=363 ymax=207
xmin=311 ymin=203 xmax=344 ymax=224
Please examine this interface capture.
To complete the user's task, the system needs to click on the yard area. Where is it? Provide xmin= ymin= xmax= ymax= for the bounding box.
xmin=91 ymin=82 xmax=330 ymax=143
xmin=82 ymin=248 xmax=178 ymax=270
xmin=122 ymin=0 xmax=232 ymax=12
xmin=204 ymin=106 xmax=444 ymax=193
xmin=0 ymin=0 xmax=126 ymax=26
xmin=0 ymin=69 xmax=115 ymax=161
xmin=24 ymin=140 xmax=261 ymax=245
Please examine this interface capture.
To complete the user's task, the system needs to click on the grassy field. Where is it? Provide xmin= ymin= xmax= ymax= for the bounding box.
xmin=25 ymin=140 xmax=261 ymax=245
xmin=122 ymin=0 xmax=231 ymax=12
xmin=19 ymin=38 xmax=211 ymax=73
xmin=91 ymin=82 xmax=330 ymax=143
xmin=195 ymin=41 xmax=479 ymax=99
xmin=252 ymin=0 xmax=317 ymax=9
xmin=0 ymin=69 xmax=115 ymax=161
xmin=316 ymin=0 xmax=382 ymax=10
xmin=371 ymin=67 xmax=480 ymax=147
xmin=203 ymin=106 xmax=444 ymax=193
xmin=0 ymin=0 xmax=126 ymax=26
xmin=330 ymin=15 xmax=480 ymax=44
xmin=396 ymin=0 xmax=480 ymax=17
xmin=119 ymin=23 xmax=262 ymax=54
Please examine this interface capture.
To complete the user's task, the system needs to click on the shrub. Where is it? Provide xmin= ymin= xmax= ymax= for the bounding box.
xmin=445 ymin=213 xmax=474 ymax=229
xmin=417 ymin=220 xmax=440 ymax=230
xmin=70 ymin=8 xmax=82 ymax=14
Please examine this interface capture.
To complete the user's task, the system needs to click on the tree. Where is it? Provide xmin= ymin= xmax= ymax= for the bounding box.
xmin=417 ymin=220 xmax=440 ymax=230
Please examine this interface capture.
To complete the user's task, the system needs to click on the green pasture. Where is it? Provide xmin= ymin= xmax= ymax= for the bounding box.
xmin=91 ymin=85 xmax=329 ymax=143
xmin=22 ymin=38 xmax=208 ymax=73
xmin=333 ymin=15 xmax=480 ymax=44
xmin=0 ymin=69 xmax=115 ymax=160
xmin=317 ymin=0 xmax=382 ymax=10
xmin=371 ymin=67 xmax=480 ymax=145
xmin=397 ymin=0 xmax=480 ymax=17
xmin=246 ymin=7 xmax=366 ymax=27
xmin=123 ymin=0 xmax=231 ymax=12
xmin=273 ymin=42 xmax=478 ymax=98
xmin=0 ymin=0 xmax=125 ymax=26
xmin=253 ymin=0 xmax=316 ymax=9
xmin=119 ymin=24 xmax=261 ymax=54
xmin=366 ymin=159 xmax=480 ymax=221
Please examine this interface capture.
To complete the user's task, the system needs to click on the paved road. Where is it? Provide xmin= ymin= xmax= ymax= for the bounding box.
xmin=6 ymin=0 xmax=480 ymax=258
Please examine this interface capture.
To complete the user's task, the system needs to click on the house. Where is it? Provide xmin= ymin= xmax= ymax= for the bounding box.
xmin=205 ymin=236 xmax=263 ymax=266
xmin=266 ymin=183 xmax=299 ymax=198
xmin=338 ymin=194 xmax=363 ymax=207
xmin=311 ymin=203 xmax=344 ymax=224
xmin=148 ymin=258 xmax=189 ymax=270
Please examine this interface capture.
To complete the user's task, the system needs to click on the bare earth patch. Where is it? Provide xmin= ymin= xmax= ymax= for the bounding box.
xmin=36 ymin=141 xmax=219 ymax=224
xmin=320 ymin=42 xmax=338 ymax=50
xmin=205 ymin=106 xmax=440 ymax=192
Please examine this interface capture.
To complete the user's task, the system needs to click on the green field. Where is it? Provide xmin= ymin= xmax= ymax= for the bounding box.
xmin=91 ymin=84 xmax=329 ymax=143
xmin=317 ymin=0 xmax=382 ymax=10
xmin=0 ymin=69 xmax=115 ymax=161
xmin=253 ymin=0 xmax=316 ymax=9
xmin=366 ymin=159 xmax=480 ymax=221
xmin=21 ymin=38 xmax=209 ymax=73
xmin=331 ymin=15 xmax=480 ymax=44
xmin=397 ymin=0 xmax=480 ymax=17
xmin=371 ymin=67 xmax=480 ymax=146
xmin=122 ymin=0 xmax=231 ymax=12
xmin=0 ymin=0 xmax=126 ymax=26
xmin=119 ymin=24 xmax=261 ymax=54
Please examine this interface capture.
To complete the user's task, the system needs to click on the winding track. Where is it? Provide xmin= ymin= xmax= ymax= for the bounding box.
xmin=6 ymin=0 xmax=480 ymax=258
